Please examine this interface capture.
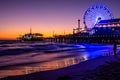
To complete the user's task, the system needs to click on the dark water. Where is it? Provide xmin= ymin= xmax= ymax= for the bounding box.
xmin=0 ymin=41 xmax=116 ymax=78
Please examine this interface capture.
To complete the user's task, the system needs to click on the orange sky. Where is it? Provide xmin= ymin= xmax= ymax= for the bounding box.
xmin=0 ymin=19 xmax=77 ymax=39
xmin=0 ymin=0 xmax=120 ymax=40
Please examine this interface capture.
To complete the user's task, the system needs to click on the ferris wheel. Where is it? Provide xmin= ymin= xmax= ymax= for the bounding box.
xmin=83 ymin=4 xmax=114 ymax=29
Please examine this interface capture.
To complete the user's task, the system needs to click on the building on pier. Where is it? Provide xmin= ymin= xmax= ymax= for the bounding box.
xmin=90 ymin=18 xmax=120 ymax=35
xmin=18 ymin=28 xmax=44 ymax=41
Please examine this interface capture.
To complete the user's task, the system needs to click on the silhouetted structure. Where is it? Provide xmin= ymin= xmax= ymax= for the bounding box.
xmin=47 ymin=18 xmax=120 ymax=55
xmin=73 ymin=19 xmax=81 ymax=34
xmin=19 ymin=28 xmax=44 ymax=41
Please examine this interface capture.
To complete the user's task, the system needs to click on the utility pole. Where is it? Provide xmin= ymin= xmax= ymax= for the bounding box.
xmin=30 ymin=28 xmax=32 ymax=34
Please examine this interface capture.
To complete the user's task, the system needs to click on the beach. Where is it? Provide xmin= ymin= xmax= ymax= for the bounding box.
xmin=1 ymin=55 xmax=120 ymax=80
xmin=0 ymin=41 xmax=119 ymax=80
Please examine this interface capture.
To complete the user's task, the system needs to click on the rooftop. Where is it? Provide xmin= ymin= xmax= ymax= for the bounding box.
xmin=98 ymin=18 xmax=120 ymax=24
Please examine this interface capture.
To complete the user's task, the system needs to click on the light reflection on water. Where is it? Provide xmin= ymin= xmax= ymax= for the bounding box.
xmin=25 ymin=55 xmax=88 ymax=74
xmin=0 ymin=55 xmax=88 ymax=78
xmin=0 ymin=42 xmax=114 ymax=78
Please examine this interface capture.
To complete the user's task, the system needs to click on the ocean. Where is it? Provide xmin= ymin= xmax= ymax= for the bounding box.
xmin=0 ymin=41 xmax=115 ymax=78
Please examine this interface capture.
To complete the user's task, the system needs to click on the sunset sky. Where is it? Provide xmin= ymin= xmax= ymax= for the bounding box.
xmin=0 ymin=0 xmax=120 ymax=39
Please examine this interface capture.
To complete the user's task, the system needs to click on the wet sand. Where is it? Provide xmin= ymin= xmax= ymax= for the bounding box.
xmin=1 ymin=55 xmax=120 ymax=80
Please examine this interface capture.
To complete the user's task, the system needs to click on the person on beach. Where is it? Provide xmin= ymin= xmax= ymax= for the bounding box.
xmin=113 ymin=43 xmax=117 ymax=55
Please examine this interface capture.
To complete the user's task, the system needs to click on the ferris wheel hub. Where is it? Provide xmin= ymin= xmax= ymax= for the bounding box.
xmin=98 ymin=17 xmax=101 ymax=21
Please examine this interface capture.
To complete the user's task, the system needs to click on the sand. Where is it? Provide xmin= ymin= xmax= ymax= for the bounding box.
xmin=1 ymin=55 xmax=120 ymax=80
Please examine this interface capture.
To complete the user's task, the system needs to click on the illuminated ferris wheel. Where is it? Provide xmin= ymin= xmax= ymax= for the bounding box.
xmin=83 ymin=4 xmax=114 ymax=29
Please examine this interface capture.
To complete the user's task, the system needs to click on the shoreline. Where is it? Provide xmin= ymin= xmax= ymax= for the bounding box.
xmin=1 ymin=55 xmax=120 ymax=80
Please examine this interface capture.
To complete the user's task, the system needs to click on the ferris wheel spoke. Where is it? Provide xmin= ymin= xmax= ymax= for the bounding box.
xmin=83 ymin=4 xmax=113 ymax=29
